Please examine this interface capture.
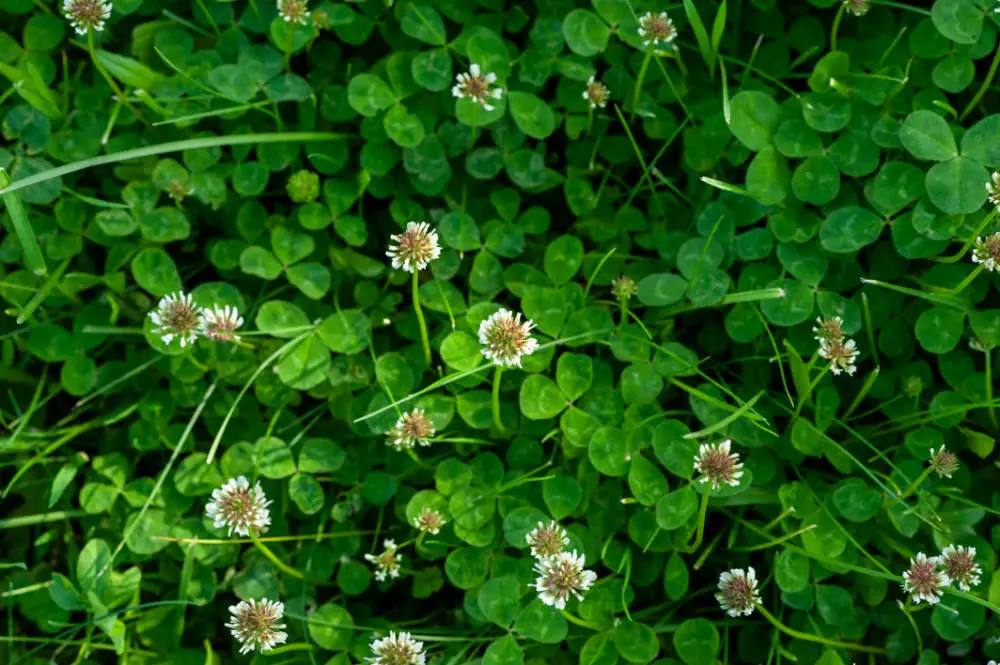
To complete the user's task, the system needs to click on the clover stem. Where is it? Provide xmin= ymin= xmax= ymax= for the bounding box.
xmin=829 ymin=2 xmax=846 ymax=52
xmin=87 ymin=29 xmax=142 ymax=125
xmin=756 ymin=604 xmax=886 ymax=654
xmin=631 ymin=49 xmax=653 ymax=122
xmin=249 ymin=530 xmax=309 ymax=581
xmin=986 ymin=348 xmax=998 ymax=428
xmin=896 ymin=466 xmax=934 ymax=502
xmin=412 ymin=270 xmax=432 ymax=367
xmin=492 ymin=365 xmax=504 ymax=433
xmin=284 ymin=23 xmax=295 ymax=72
xmin=937 ymin=264 xmax=985 ymax=295
xmin=960 ymin=38 xmax=1000 ymax=121
xmin=686 ymin=487 xmax=711 ymax=553
xmin=559 ymin=609 xmax=600 ymax=631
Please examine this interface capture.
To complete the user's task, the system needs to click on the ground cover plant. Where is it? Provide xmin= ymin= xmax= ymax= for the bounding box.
xmin=4 ymin=0 xmax=1000 ymax=662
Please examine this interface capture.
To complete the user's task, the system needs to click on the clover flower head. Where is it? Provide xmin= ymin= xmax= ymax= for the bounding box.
xmin=365 ymin=539 xmax=403 ymax=582
xmin=277 ymin=0 xmax=310 ymax=24
xmin=812 ymin=316 xmax=845 ymax=345
xmin=715 ymin=567 xmax=760 ymax=617
xmin=611 ymin=275 xmax=637 ymax=302
xmin=388 ymin=409 xmax=435 ymax=450
xmin=367 ymin=632 xmax=426 ymax=665
xmin=198 ymin=305 xmax=244 ymax=342
xmin=452 ymin=64 xmax=503 ymax=111
xmin=533 ymin=550 xmax=597 ymax=610
xmin=819 ymin=337 xmax=859 ymax=376
xmin=149 ymin=291 xmax=202 ymax=347
xmin=929 ymin=445 xmax=959 ymax=478
xmin=583 ymin=76 xmax=610 ymax=109
xmin=526 ymin=520 xmax=570 ymax=559
xmin=845 ymin=0 xmax=870 ymax=16
xmin=412 ymin=507 xmax=446 ymax=535
xmin=694 ymin=439 xmax=744 ymax=490
xmin=63 ymin=0 xmax=112 ymax=35
xmin=936 ymin=545 xmax=981 ymax=592
xmin=386 ymin=222 xmax=441 ymax=273
xmin=972 ymin=232 xmax=1000 ymax=272
xmin=225 ymin=598 xmax=288 ymax=654
xmin=205 ymin=476 xmax=272 ymax=537
xmin=987 ymin=172 xmax=1000 ymax=209
xmin=637 ymin=12 xmax=677 ymax=47
xmin=902 ymin=552 xmax=949 ymax=604
xmin=478 ymin=308 xmax=538 ymax=368
xmin=286 ymin=169 xmax=320 ymax=203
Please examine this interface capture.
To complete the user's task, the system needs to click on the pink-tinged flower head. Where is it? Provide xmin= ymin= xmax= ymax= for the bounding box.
xmin=387 ymin=409 xmax=435 ymax=449
xmin=205 ymin=476 xmax=272 ymax=537
xmin=225 ymin=598 xmax=288 ymax=654
xmin=533 ymin=550 xmax=597 ymax=609
xmin=902 ymin=552 xmax=949 ymax=605
xmin=819 ymin=337 xmax=859 ymax=376
xmin=198 ymin=305 xmax=244 ymax=342
xmin=452 ymin=64 xmax=503 ymax=111
xmin=715 ymin=567 xmax=760 ymax=617
xmin=526 ymin=520 xmax=569 ymax=559
xmin=386 ymin=222 xmax=441 ymax=273
xmin=412 ymin=508 xmax=446 ymax=535
xmin=63 ymin=0 xmax=112 ymax=34
xmin=478 ymin=308 xmax=539 ymax=367
xmin=365 ymin=539 xmax=403 ymax=582
xmin=845 ymin=0 xmax=870 ymax=16
xmin=367 ymin=632 xmax=426 ymax=665
xmin=936 ymin=545 xmax=981 ymax=592
xmin=637 ymin=12 xmax=676 ymax=47
xmin=149 ymin=291 xmax=202 ymax=347
xmin=694 ymin=439 xmax=744 ymax=490
xmin=277 ymin=0 xmax=309 ymax=23
xmin=972 ymin=232 xmax=1000 ymax=272
xmin=929 ymin=446 xmax=959 ymax=478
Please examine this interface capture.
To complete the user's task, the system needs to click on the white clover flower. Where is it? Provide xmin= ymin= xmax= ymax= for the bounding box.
xmin=637 ymin=12 xmax=676 ymax=48
xmin=972 ymin=232 xmax=1000 ymax=272
xmin=478 ymin=308 xmax=538 ymax=368
xmin=819 ymin=337 xmax=859 ymax=376
xmin=386 ymin=222 xmax=441 ymax=273
xmin=812 ymin=316 xmax=844 ymax=345
xmin=532 ymin=550 xmax=597 ymax=610
xmin=452 ymin=64 xmax=503 ymax=111
xmin=845 ymin=0 xmax=870 ymax=16
xmin=715 ymin=567 xmax=760 ymax=617
xmin=387 ymin=409 xmax=435 ymax=449
xmin=226 ymin=598 xmax=288 ymax=654
xmin=148 ymin=291 xmax=202 ymax=347
xmin=368 ymin=631 xmax=426 ymax=665
xmin=205 ymin=476 xmax=272 ymax=537
xmin=694 ymin=439 xmax=744 ymax=490
xmin=525 ymin=520 xmax=569 ymax=559
xmin=902 ymin=552 xmax=950 ymax=605
xmin=277 ymin=0 xmax=309 ymax=23
xmin=929 ymin=445 xmax=959 ymax=478
xmin=63 ymin=0 xmax=112 ymax=35
xmin=198 ymin=304 xmax=244 ymax=342
xmin=412 ymin=507 xmax=446 ymax=535
xmin=583 ymin=76 xmax=609 ymax=109
xmin=936 ymin=545 xmax=981 ymax=592
xmin=365 ymin=539 xmax=403 ymax=582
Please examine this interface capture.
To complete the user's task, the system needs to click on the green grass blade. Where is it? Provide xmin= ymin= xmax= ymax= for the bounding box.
xmin=710 ymin=0 xmax=727 ymax=65
xmin=16 ymin=258 xmax=69 ymax=323
xmin=0 ymin=168 xmax=46 ymax=276
xmin=0 ymin=132 xmax=348 ymax=198
xmin=682 ymin=0 xmax=715 ymax=72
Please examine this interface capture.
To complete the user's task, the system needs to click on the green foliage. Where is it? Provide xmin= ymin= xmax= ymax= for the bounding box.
xmin=1 ymin=0 xmax=1000 ymax=664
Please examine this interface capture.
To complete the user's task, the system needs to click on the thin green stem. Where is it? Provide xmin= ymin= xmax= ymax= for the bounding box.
xmin=492 ymin=365 xmax=504 ymax=433
xmin=686 ymin=488 xmax=711 ymax=553
xmin=560 ymin=609 xmax=601 ymax=631
xmin=631 ymin=50 xmax=654 ymax=121
xmin=413 ymin=271 xmax=432 ymax=367
xmin=87 ymin=30 xmax=141 ymax=124
xmin=249 ymin=531 xmax=315 ymax=582
xmin=896 ymin=466 xmax=934 ymax=502
xmin=987 ymin=349 xmax=997 ymax=428
xmin=733 ymin=523 xmax=817 ymax=552
xmin=829 ymin=2 xmax=846 ymax=52
xmin=756 ymin=604 xmax=885 ymax=654
xmin=930 ymin=263 xmax=984 ymax=295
